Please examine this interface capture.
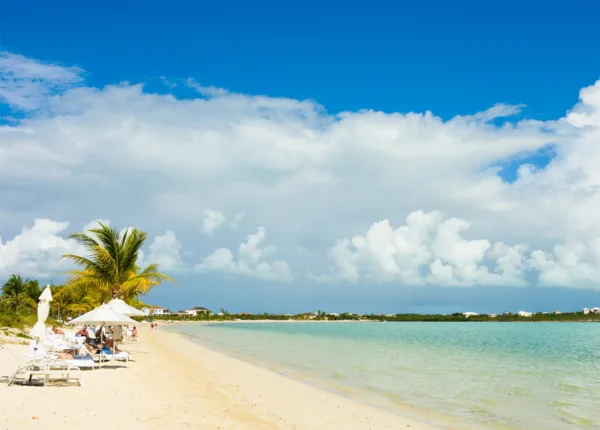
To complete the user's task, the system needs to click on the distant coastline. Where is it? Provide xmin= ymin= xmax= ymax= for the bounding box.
xmin=147 ymin=311 xmax=600 ymax=324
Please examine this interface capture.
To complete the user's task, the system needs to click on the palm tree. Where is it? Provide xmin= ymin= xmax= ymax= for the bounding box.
xmin=51 ymin=284 xmax=97 ymax=321
xmin=62 ymin=223 xmax=172 ymax=304
xmin=1 ymin=274 xmax=37 ymax=314
xmin=25 ymin=279 xmax=42 ymax=303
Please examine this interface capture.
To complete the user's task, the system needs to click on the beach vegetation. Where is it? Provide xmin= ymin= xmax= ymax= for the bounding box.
xmin=148 ymin=310 xmax=600 ymax=323
xmin=0 ymin=223 xmax=174 ymax=329
xmin=0 ymin=275 xmax=40 ymax=315
xmin=61 ymin=222 xmax=172 ymax=305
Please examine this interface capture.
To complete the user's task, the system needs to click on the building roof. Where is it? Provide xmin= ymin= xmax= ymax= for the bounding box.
xmin=189 ymin=306 xmax=210 ymax=311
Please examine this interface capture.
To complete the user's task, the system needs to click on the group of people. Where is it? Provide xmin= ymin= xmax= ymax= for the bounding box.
xmin=70 ymin=324 xmax=137 ymax=355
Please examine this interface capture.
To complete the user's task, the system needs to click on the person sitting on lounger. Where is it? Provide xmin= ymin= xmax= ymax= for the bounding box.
xmin=103 ymin=338 xmax=122 ymax=353
xmin=52 ymin=326 xmax=65 ymax=335
xmin=131 ymin=326 xmax=137 ymax=338
xmin=76 ymin=325 xmax=89 ymax=338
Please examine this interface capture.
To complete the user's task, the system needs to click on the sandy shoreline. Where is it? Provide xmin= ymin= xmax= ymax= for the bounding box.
xmin=0 ymin=325 xmax=450 ymax=429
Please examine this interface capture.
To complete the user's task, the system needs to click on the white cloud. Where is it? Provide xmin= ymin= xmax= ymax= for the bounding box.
xmin=4 ymin=52 xmax=600 ymax=291
xmin=0 ymin=219 xmax=188 ymax=279
xmin=201 ymin=210 xmax=247 ymax=236
xmin=0 ymin=51 xmax=83 ymax=111
xmin=0 ymin=219 xmax=82 ymax=278
xmin=312 ymin=211 xmax=528 ymax=287
xmin=186 ymin=78 xmax=229 ymax=97
xmin=196 ymin=227 xmax=293 ymax=281
xmin=143 ymin=230 xmax=185 ymax=271
xmin=201 ymin=210 xmax=227 ymax=237
xmin=529 ymin=240 xmax=600 ymax=289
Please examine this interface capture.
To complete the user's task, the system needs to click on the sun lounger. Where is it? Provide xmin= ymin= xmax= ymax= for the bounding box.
xmin=7 ymin=342 xmax=84 ymax=386
xmin=97 ymin=349 xmax=129 ymax=364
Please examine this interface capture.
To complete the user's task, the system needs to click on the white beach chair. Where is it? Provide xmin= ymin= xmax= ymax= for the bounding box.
xmin=8 ymin=342 xmax=83 ymax=386
xmin=98 ymin=349 xmax=129 ymax=365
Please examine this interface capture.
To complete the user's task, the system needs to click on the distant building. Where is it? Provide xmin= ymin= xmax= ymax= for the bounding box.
xmin=327 ymin=313 xmax=339 ymax=317
xmin=463 ymin=312 xmax=479 ymax=318
xmin=518 ymin=311 xmax=533 ymax=317
xmin=488 ymin=314 xmax=498 ymax=318
xmin=583 ymin=308 xmax=590 ymax=314
xmin=554 ymin=310 xmax=563 ymax=315
xmin=142 ymin=305 xmax=170 ymax=316
xmin=591 ymin=307 xmax=600 ymax=314
xmin=185 ymin=307 xmax=211 ymax=317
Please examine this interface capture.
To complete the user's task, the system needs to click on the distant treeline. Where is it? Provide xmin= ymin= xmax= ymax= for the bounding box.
xmin=144 ymin=311 xmax=600 ymax=323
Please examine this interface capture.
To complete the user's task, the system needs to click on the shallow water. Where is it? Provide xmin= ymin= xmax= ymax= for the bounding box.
xmin=169 ymin=322 xmax=600 ymax=429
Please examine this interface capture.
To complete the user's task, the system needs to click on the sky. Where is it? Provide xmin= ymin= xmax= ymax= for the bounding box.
xmin=1 ymin=0 xmax=600 ymax=314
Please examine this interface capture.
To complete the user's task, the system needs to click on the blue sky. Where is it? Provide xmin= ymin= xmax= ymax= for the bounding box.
xmin=4 ymin=0 xmax=600 ymax=118
xmin=2 ymin=1 xmax=600 ymax=313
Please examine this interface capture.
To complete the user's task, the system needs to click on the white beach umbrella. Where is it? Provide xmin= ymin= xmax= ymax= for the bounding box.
xmin=29 ymin=285 xmax=53 ymax=342
xmin=105 ymin=298 xmax=146 ymax=317
xmin=68 ymin=305 xmax=135 ymax=364
xmin=67 ymin=305 xmax=136 ymax=326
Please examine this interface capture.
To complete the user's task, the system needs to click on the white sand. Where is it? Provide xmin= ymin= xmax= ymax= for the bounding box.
xmin=0 ymin=325 xmax=449 ymax=429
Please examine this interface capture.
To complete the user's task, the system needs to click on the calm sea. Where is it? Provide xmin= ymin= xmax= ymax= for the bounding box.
xmin=168 ymin=322 xmax=600 ymax=429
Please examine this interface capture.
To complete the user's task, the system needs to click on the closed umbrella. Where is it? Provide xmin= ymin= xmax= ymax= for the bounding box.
xmin=29 ymin=285 xmax=53 ymax=344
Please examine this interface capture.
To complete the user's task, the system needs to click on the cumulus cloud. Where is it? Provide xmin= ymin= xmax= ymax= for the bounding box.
xmin=4 ymin=52 xmax=600 ymax=291
xmin=201 ymin=210 xmax=227 ymax=237
xmin=0 ymin=218 xmax=189 ymax=279
xmin=0 ymin=51 xmax=83 ymax=111
xmin=196 ymin=227 xmax=293 ymax=281
xmin=201 ymin=210 xmax=247 ymax=236
xmin=529 ymin=240 xmax=600 ymax=289
xmin=0 ymin=219 xmax=82 ymax=278
xmin=312 ymin=211 xmax=528 ymax=287
xmin=142 ymin=230 xmax=186 ymax=271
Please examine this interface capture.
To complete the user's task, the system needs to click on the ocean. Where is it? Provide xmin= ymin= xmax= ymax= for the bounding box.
xmin=168 ymin=322 xmax=600 ymax=429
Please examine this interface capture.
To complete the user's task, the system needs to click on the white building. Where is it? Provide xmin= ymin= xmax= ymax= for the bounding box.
xmin=518 ymin=311 xmax=533 ymax=317
xmin=146 ymin=306 xmax=170 ymax=316
xmin=591 ymin=307 xmax=600 ymax=314
xmin=583 ymin=308 xmax=590 ymax=314
xmin=488 ymin=314 xmax=498 ymax=318
xmin=185 ymin=306 xmax=211 ymax=317
xmin=463 ymin=312 xmax=479 ymax=318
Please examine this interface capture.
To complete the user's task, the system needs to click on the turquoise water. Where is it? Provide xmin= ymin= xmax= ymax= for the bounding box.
xmin=170 ymin=322 xmax=600 ymax=429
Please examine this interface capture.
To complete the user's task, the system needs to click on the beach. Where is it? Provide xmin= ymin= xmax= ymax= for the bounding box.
xmin=0 ymin=325 xmax=438 ymax=430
